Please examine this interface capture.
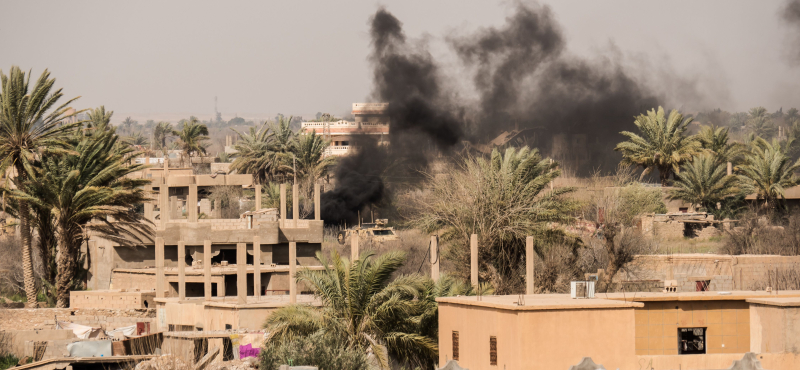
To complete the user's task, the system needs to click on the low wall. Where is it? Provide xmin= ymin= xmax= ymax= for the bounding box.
xmin=618 ymin=254 xmax=800 ymax=292
xmin=4 ymin=329 xmax=75 ymax=358
xmin=0 ymin=308 xmax=156 ymax=331
xmin=70 ymin=290 xmax=156 ymax=309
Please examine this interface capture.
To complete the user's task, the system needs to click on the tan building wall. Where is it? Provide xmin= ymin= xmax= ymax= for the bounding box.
xmin=438 ymin=302 xmax=638 ymax=370
xmin=70 ymin=290 xmax=156 ymax=309
xmin=634 ymin=300 xmax=750 ymax=355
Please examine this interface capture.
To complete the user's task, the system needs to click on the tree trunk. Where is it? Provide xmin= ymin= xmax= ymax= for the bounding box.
xmin=659 ymin=166 xmax=671 ymax=187
xmin=18 ymin=199 xmax=37 ymax=307
xmin=597 ymin=223 xmax=620 ymax=293
xmin=55 ymin=224 xmax=75 ymax=308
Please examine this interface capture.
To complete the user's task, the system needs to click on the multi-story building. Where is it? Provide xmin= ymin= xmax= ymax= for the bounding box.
xmin=301 ymin=103 xmax=389 ymax=157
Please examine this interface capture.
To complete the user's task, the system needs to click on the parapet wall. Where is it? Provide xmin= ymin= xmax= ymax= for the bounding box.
xmin=618 ymin=254 xmax=800 ymax=292
xmin=70 ymin=290 xmax=156 ymax=309
xmin=0 ymin=307 xmax=156 ymax=331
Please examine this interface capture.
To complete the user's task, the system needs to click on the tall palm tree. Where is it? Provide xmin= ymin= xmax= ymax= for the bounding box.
xmin=120 ymin=116 xmax=137 ymax=135
xmin=12 ymin=127 xmax=153 ymax=307
xmin=669 ymin=153 xmax=739 ymax=212
xmin=153 ymin=121 xmax=173 ymax=157
xmin=172 ymin=117 xmax=209 ymax=167
xmin=271 ymin=115 xmax=296 ymax=154
xmin=230 ymin=124 xmax=284 ymax=184
xmin=746 ymin=106 xmax=776 ymax=138
xmin=615 ymin=106 xmax=701 ymax=186
xmin=125 ymin=131 xmax=149 ymax=147
xmin=738 ymin=137 xmax=800 ymax=208
xmin=0 ymin=66 xmax=81 ymax=306
xmin=85 ymin=106 xmax=113 ymax=131
xmin=293 ymin=130 xmax=336 ymax=182
xmin=697 ymin=125 xmax=745 ymax=165
xmin=264 ymin=251 xmax=437 ymax=370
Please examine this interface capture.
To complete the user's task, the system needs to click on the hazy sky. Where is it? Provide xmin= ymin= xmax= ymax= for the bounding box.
xmin=2 ymin=1 xmax=798 ymax=123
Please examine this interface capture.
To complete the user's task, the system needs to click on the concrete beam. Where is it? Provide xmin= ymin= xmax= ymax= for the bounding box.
xmin=280 ymin=184 xmax=286 ymax=227
xmin=289 ymin=242 xmax=297 ymax=304
xmin=188 ymin=185 xmax=198 ymax=222
xmin=526 ymin=236 xmax=534 ymax=295
xmin=254 ymin=185 xmax=262 ymax=211
xmin=204 ymin=240 xmax=212 ymax=300
xmin=253 ymin=236 xmax=261 ymax=299
xmin=237 ymin=242 xmax=247 ymax=305
xmin=314 ymin=183 xmax=320 ymax=221
xmin=471 ymin=234 xmax=478 ymax=287
xmin=351 ymin=233 xmax=359 ymax=262
xmin=431 ymin=235 xmax=439 ymax=281
xmin=292 ymin=183 xmax=299 ymax=227
xmin=178 ymin=241 xmax=186 ymax=300
xmin=156 ymin=237 xmax=165 ymax=298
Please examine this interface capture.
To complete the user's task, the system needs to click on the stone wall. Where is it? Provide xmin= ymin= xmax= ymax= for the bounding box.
xmin=111 ymin=270 xmax=158 ymax=292
xmin=0 ymin=308 xmax=156 ymax=331
xmin=618 ymin=254 xmax=800 ymax=292
xmin=70 ymin=290 xmax=156 ymax=309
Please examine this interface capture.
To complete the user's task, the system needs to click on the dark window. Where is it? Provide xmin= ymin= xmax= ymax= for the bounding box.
xmin=372 ymin=229 xmax=393 ymax=236
xmin=678 ymin=328 xmax=706 ymax=355
xmin=696 ymin=280 xmax=710 ymax=292
xmin=489 ymin=336 xmax=497 ymax=365
xmin=452 ymin=331 xmax=459 ymax=361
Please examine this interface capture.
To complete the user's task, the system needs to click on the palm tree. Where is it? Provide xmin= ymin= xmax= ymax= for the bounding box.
xmin=669 ymin=153 xmax=739 ymax=212
xmin=230 ymin=124 xmax=285 ymax=184
xmin=153 ymin=121 xmax=173 ymax=157
xmin=615 ymin=106 xmax=701 ymax=186
xmin=125 ymin=131 xmax=150 ymax=147
xmin=172 ymin=117 xmax=209 ymax=167
xmin=12 ymin=127 xmax=152 ymax=307
xmin=264 ymin=251 xmax=437 ymax=370
xmin=746 ymin=106 xmax=776 ymax=138
xmin=85 ymin=106 xmax=113 ymax=131
xmin=120 ymin=116 xmax=137 ymax=135
xmin=271 ymin=115 xmax=296 ymax=154
xmin=413 ymin=147 xmax=579 ymax=293
xmin=0 ymin=66 xmax=81 ymax=306
xmin=697 ymin=125 xmax=745 ymax=165
xmin=738 ymin=137 xmax=800 ymax=208
xmin=293 ymin=130 xmax=336 ymax=182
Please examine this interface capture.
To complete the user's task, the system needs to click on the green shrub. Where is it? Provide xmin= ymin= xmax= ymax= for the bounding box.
xmin=259 ymin=332 xmax=368 ymax=370
xmin=0 ymin=355 xmax=18 ymax=370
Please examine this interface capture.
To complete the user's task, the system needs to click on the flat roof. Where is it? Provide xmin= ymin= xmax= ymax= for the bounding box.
xmin=746 ymin=297 xmax=800 ymax=307
xmin=154 ymin=294 xmax=321 ymax=308
xmin=436 ymin=294 xmax=643 ymax=311
xmin=601 ymin=290 xmax=800 ymax=302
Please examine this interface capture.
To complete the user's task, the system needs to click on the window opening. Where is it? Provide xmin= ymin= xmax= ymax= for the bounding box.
xmin=452 ymin=331 xmax=459 ymax=361
xmin=489 ymin=336 xmax=497 ymax=365
xmin=678 ymin=328 xmax=706 ymax=355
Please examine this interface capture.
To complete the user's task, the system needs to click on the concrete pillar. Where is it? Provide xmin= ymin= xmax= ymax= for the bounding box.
xmin=431 ymin=236 xmax=439 ymax=281
xmin=178 ymin=241 xmax=186 ymax=300
xmin=470 ymin=234 xmax=478 ymax=287
xmin=292 ymin=183 xmax=299 ymax=227
xmin=254 ymin=185 xmax=262 ymax=211
xmin=163 ymin=158 xmax=169 ymax=178
xmin=526 ymin=236 xmax=534 ymax=295
xmin=314 ymin=183 xmax=321 ymax=221
xmin=155 ymin=237 xmax=165 ymax=298
xmin=289 ymin=242 xmax=297 ymax=304
xmin=188 ymin=185 xmax=198 ymax=222
xmin=159 ymin=183 xmax=169 ymax=229
xmin=204 ymin=240 xmax=212 ymax=300
xmin=351 ymin=233 xmax=359 ymax=261
xmin=253 ymin=236 xmax=261 ymax=299
xmin=169 ymin=196 xmax=178 ymax=219
xmin=280 ymin=183 xmax=286 ymax=227
xmin=144 ymin=186 xmax=153 ymax=221
xmin=727 ymin=161 xmax=733 ymax=176
xmin=237 ymin=242 xmax=247 ymax=305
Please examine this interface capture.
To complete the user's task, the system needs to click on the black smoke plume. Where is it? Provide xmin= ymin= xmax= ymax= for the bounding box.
xmin=784 ymin=0 xmax=800 ymax=64
xmin=323 ymin=3 xmax=709 ymax=224
xmin=321 ymin=9 xmax=463 ymax=224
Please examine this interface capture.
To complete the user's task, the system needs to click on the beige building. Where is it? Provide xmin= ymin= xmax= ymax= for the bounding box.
xmin=437 ymin=291 xmax=800 ymax=370
xmin=300 ymin=103 xmax=389 ymax=157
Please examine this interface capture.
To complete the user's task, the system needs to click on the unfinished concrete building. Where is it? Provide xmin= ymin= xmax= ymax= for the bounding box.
xmin=82 ymin=163 xmax=324 ymax=331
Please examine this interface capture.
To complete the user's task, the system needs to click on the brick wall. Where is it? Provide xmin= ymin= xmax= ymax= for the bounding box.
xmin=0 ymin=308 xmax=156 ymax=331
xmin=70 ymin=291 xmax=156 ymax=309
xmin=111 ymin=270 xmax=158 ymax=292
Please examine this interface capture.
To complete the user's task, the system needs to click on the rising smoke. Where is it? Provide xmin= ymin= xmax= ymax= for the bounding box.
xmin=322 ymin=3 xmax=708 ymax=224
xmin=784 ymin=0 xmax=800 ymax=64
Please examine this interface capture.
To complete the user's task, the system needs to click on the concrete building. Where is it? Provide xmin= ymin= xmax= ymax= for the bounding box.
xmin=82 ymin=162 xmax=325 ymax=331
xmin=300 ymin=103 xmax=389 ymax=157
xmin=438 ymin=291 xmax=800 ymax=370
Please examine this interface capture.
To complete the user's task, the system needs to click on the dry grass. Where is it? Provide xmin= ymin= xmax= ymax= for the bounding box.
xmin=322 ymin=228 xmax=435 ymax=277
